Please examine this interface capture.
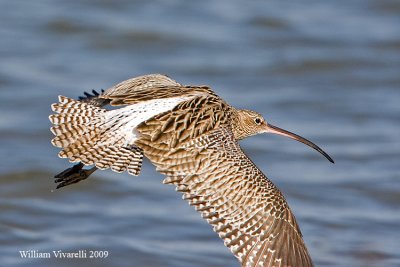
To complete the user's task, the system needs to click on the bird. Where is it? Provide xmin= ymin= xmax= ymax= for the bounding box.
xmin=49 ymin=74 xmax=333 ymax=267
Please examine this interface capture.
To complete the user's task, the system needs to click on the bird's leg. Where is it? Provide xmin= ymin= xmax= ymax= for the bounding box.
xmin=54 ymin=163 xmax=98 ymax=189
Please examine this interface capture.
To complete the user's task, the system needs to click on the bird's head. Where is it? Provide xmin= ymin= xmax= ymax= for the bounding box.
xmin=234 ymin=109 xmax=334 ymax=163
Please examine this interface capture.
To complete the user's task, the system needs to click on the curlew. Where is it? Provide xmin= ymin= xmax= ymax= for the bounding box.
xmin=49 ymin=74 xmax=333 ymax=267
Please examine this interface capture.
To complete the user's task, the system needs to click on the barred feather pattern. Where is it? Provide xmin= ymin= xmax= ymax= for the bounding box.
xmin=49 ymin=74 xmax=319 ymax=266
xmin=136 ymin=127 xmax=314 ymax=267
xmin=101 ymin=73 xmax=182 ymax=105
xmin=134 ymin=95 xmax=314 ymax=267
xmin=49 ymin=95 xmax=144 ymax=176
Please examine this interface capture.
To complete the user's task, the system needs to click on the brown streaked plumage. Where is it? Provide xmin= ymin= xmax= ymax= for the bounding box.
xmin=49 ymin=74 xmax=334 ymax=267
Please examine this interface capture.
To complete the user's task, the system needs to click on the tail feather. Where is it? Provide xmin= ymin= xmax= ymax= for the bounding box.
xmin=111 ymin=147 xmax=133 ymax=173
xmin=72 ymin=131 xmax=124 ymax=163
xmin=49 ymin=113 xmax=93 ymax=125
xmin=127 ymin=151 xmax=143 ymax=175
xmin=57 ymin=130 xmax=100 ymax=158
xmin=50 ymin=96 xmax=105 ymax=148
xmin=51 ymin=95 xmax=104 ymax=117
xmin=50 ymin=95 xmax=144 ymax=176
xmin=51 ymin=123 xmax=97 ymax=148
xmin=96 ymin=146 xmax=121 ymax=169
xmin=70 ymin=143 xmax=98 ymax=163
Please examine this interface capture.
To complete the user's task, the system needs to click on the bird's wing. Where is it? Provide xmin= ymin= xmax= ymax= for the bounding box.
xmin=99 ymin=74 xmax=216 ymax=106
xmin=135 ymin=101 xmax=314 ymax=267
xmin=137 ymin=94 xmax=230 ymax=149
xmin=102 ymin=74 xmax=181 ymax=97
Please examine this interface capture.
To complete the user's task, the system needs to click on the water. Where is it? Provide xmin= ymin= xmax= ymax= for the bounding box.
xmin=1 ymin=1 xmax=399 ymax=266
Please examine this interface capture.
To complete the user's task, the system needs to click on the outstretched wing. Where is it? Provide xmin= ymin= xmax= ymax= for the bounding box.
xmin=135 ymin=99 xmax=314 ymax=267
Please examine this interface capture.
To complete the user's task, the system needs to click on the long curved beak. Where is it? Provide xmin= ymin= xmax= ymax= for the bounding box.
xmin=265 ymin=123 xmax=334 ymax=163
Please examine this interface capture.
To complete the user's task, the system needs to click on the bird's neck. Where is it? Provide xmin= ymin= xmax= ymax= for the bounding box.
xmin=231 ymin=108 xmax=247 ymax=140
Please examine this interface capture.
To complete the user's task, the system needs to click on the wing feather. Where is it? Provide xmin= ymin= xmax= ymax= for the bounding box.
xmin=135 ymin=95 xmax=314 ymax=267
xmin=99 ymin=73 xmax=217 ymax=106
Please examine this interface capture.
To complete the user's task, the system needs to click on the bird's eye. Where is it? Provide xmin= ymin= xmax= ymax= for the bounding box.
xmin=255 ymin=118 xmax=262 ymax=125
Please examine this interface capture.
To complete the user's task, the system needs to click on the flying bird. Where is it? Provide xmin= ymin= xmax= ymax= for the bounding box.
xmin=49 ymin=74 xmax=333 ymax=267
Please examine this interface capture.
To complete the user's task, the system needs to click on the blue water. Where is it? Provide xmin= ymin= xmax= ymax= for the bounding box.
xmin=0 ymin=1 xmax=399 ymax=266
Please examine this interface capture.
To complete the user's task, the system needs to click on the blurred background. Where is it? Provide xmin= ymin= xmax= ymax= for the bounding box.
xmin=0 ymin=1 xmax=399 ymax=266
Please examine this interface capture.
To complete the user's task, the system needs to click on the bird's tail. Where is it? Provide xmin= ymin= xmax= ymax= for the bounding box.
xmin=49 ymin=96 xmax=143 ymax=175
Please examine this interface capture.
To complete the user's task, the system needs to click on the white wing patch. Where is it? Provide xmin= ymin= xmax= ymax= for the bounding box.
xmin=101 ymin=96 xmax=193 ymax=146
xmin=49 ymin=95 xmax=194 ymax=173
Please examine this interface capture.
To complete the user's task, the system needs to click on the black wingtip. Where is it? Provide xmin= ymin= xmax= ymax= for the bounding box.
xmin=78 ymin=89 xmax=104 ymax=102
